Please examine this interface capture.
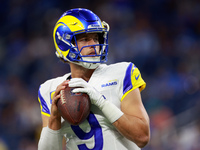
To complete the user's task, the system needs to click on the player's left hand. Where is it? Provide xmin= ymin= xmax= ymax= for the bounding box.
xmin=68 ymin=78 xmax=106 ymax=109
xmin=69 ymin=78 xmax=124 ymax=123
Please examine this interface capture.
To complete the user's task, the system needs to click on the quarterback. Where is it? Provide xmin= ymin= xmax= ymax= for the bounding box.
xmin=38 ymin=8 xmax=150 ymax=150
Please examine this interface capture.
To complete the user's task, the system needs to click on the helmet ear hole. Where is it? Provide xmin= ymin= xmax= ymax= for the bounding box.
xmin=98 ymin=33 xmax=104 ymax=44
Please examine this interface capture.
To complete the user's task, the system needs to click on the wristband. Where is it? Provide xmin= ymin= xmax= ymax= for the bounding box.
xmin=38 ymin=126 xmax=63 ymax=150
xmin=100 ymin=99 xmax=124 ymax=123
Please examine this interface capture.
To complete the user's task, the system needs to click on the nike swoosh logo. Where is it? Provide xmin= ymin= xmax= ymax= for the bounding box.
xmin=135 ymin=74 xmax=140 ymax=80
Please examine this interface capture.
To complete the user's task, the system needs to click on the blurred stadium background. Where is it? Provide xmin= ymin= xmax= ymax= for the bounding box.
xmin=0 ymin=0 xmax=200 ymax=149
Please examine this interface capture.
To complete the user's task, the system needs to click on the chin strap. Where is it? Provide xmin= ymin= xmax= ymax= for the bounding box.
xmin=71 ymin=59 xmax=100 ymax=69
xmin=78 ymin=61 xmax=100 ymax=69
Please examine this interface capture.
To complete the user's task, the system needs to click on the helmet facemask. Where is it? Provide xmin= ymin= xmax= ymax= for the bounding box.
xmin=74 ymin=31 xmax=107 ymax=58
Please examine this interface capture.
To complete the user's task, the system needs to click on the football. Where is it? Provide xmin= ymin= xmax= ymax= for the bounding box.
xmin=57 ymin=86 xmax=91 ymax=125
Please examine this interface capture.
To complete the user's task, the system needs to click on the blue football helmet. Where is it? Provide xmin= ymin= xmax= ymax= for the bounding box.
xmin=53 ymin=8 xmax=109 ymax=69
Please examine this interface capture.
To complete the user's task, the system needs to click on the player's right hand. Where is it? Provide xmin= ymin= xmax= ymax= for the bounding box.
xmin=48 ymin=80 xmax=69 ymax=130
xmin=51 ymin=80 xmax=69 ymax=117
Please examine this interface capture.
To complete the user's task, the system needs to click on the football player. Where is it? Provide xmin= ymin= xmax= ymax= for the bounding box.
xmin=38 ymin=8 xmax=150 ymax=150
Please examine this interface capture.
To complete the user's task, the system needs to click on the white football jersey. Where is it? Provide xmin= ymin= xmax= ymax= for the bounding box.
xmin=38 ymin=62 xmax=146 ymax=150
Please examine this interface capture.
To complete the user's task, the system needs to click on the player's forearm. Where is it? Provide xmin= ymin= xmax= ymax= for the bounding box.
xmin=113 ymin=114 xmax=150 ymax=148
xmin=48 ymin=115 xmax=61 ymax=130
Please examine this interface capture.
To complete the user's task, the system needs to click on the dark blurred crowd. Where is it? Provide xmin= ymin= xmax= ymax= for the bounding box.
xmin=0 ymin=0 xmax=200 ymax=149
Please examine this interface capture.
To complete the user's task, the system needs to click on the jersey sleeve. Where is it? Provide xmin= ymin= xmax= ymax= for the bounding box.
xmin=38 ymin=85 xmax=51 ymax=117
xmin=121 ymin=63 xmax=146 ymax=101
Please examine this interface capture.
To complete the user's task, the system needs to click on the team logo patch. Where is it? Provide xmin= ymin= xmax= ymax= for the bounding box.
xmin=101 ymin=79 xmax=118 ymax=88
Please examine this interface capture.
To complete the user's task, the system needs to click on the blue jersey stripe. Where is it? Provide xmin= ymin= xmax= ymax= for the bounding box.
xmin=38 ymin=87 xmax=50 ymax=115
xmin=123 ymin=63 xmax=133 ymax=94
